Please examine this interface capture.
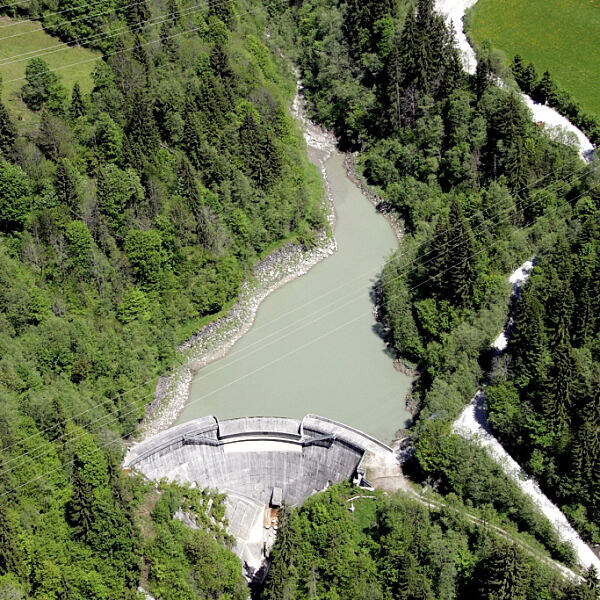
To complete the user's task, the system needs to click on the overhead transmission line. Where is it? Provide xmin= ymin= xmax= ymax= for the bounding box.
xmin=0 ymin=166 xmax=596 ymax=483
xmin=1 ymin=154 xmax=590 ymax=460
xmin=0 ymin=0 xmax=222 ymax=66
xmin=0 ymin=157 xmax=594 ymax=471
xmin=0 ymin=0 xmax=264 ymax=84
xmin=1 ymin=178 xmax=598 ymax=500
xmin=0 ymin=158 xmax=590 ymax=472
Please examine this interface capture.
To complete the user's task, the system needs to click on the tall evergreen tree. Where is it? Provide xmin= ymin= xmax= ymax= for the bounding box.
xmin=511 ymin=55 xmax=525 ymax=88
xmin=0 ymin=501 xmax=21 ymax=576
xmin=509 ymin=294 xmax=550 ymax=390
xmin=125 ymin=89 xmax=159 ymax=169
xmin=49 ymin=396 xmax=68 ymax=443
xmin=67 ymin=457 xmax=95 ymax=542
xmin=127 ymin=0 xmax=151 ymax=29
xmin=474 ymin=54 xmax=493 ymax=100
xmin=541 ymin=335 xmax=578 ymax=432
xmin=445 ymin=198 xmax=477 ymax=307
xmin=54 ymin=159 xmax=79 ymax=215
xmin=479 ymin=542 xmax=527 ymax=600
xmin=69 ymin=81 xmax=86 ymax=119
xmin=535 ymin=70 xmax=557 ymax=105
xmin=521 ymin=61 xmax=538 ymax=95
xmin=0 ymin=99 xmax=17 ymax=155
xmin=388 ymin=9 xmax=419 ymax=127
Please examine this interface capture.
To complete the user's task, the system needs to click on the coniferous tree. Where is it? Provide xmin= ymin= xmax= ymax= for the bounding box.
xmin=49 ymin=397 xmax=67 ymax=441
xmin=511 ymin=54 xmax=525 ymax=88
xmin=509 ymin=294 xmax=550 ymax=389
xmin=160 ymin=22 xmax=179 ymax=61
xmin=182 ymin=107 xmax=205 ymax=171
xmin=439 ymin=26 xmax=463 ymax=99
xmin=448 ymin=198 xmax=477 ymax=307
xmin=415 ymin=0 xmax=435 ymax=90
xmin=389 ymin=9 xmax=419 ymax=127
xmin=67 ymin=457 xmax=95 ymax=542
xmin=479 ymin=542 xmax=527 ymax=600
xmin=572 ymin=267 xmax=598 ymax=346
xmin=423 ymin=212 xmax=450 ymax=297
xmin=0 ymin=501 xmax=21 ymax=576
xmin=69 ymin=82 xmax=86 ymax=119
xmin=238 ymin=110 xmax=264 ymax=182
xmin=178 ymin=156 xmax=201 ymax=211
xmin=535 ymin=70 xmax=557 ymax=105
xmin=125 ymin=89 xmax=159 ymax=169
xmin=0 ymin=100 xmax=17 ymax=156
xmin=521 ymin=61 xmax=538 ymax=95
xmin=54 ymin=159 xmax=79 ymax=215
xmin=262 ymin=504 xmax=299 ymax=600
xmin=166 ymin=0 xmax=181 ymax=24
xmin=210 ymin=40 xmax=236 ymax=101
xmin=127 ymin=0 xmax=150 ymax=29
xmin=386 ymin=34 xmax=405 ymax=130
xmin=496 ymin=93 xmax=528 ymax=149
xmin=132 ymin=32 xmax=151 ymax=79
xmin=474 ymin=53 xmax=493 ymax=100
xmin=541 ymin=333 xmax=577 ymax=432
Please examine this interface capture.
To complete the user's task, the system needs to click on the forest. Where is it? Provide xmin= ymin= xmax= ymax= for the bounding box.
xmin=0 ymin=0 xmax=599 ymax=596
xmin=262 ymin=483 xmax=598 ymax=600
xmin=266 ymin=0 xmax=600 ymax=575
xmin=0 ymin=0 xmax=325 ymax=596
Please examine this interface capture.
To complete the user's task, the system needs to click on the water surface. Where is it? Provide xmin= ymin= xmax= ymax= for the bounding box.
xmin=178 ymin=152 xmax=412 ymax=442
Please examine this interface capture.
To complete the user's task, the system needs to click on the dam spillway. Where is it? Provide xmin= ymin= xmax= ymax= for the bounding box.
xmin=124 ymin=414 xmax=398 ymax=578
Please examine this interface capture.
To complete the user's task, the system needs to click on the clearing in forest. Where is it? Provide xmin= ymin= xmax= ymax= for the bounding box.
xmin=0 ymin=16 xmax=99 ymax=114
xmin=470 ymin=0 xmax=600 ymax=117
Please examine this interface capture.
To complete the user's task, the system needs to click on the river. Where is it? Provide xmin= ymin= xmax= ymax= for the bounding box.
xmin=176 ymin=152 xmax=413 ymax=443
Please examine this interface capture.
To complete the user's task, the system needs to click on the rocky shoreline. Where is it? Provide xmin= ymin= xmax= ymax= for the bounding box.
xmin=344 ymin=154 xmax=404 ymax=243
xmin=137 ymin=84 xmax=338 ymax=441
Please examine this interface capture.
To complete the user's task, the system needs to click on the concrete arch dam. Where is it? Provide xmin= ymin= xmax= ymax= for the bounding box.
xmin=124 ymin=414 xmax=400 ymax=579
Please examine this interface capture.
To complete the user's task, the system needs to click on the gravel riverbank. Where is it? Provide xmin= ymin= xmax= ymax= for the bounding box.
xmin=137 ymin=84 xmax=338 ymax=440
xmin=453 ymin=261 xmax=600 ymax=572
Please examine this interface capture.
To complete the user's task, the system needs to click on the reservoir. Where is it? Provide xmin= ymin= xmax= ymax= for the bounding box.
xmin=177 ymin=152 xmax=412 ymax=443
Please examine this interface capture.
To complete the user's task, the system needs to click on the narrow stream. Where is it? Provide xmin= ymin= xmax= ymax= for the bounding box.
xmin=177 ymin=152 xmax=412 ymax=442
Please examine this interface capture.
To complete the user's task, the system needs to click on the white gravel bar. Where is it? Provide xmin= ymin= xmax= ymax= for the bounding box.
xmin=454 ymin=262 xmax=600 ymax=572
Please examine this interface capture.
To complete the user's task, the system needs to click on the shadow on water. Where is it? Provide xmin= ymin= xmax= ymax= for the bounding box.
xmin=369 ymin=279 xmax=397 ymax=359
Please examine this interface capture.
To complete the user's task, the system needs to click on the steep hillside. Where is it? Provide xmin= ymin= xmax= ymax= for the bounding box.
xmin=0 ymin=0 xmax=325 ymax=596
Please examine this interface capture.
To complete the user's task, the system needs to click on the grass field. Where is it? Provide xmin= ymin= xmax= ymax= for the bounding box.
xmin=470 ymin=0 xmax=600 ymax=117
xmin=0 ymin=16 xmax=99 ymax=117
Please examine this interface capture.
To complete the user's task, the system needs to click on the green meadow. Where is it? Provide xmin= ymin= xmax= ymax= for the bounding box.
xmin=470 ymin=0 xmax=600 ymax=116
xmin=0 ymin=16 xmax=99 ymax=115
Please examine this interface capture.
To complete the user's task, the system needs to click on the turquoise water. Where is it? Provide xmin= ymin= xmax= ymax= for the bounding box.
xmin=178 ymin=152 xmax=412 ymax=443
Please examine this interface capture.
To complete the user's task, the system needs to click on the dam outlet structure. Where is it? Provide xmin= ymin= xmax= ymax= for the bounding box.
xmin=124 ymin=414 xmax=401 ymax=580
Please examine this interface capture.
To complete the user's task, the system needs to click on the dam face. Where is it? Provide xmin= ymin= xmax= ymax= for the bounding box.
xmin=124 ymin=414 xmax=395 ymax=579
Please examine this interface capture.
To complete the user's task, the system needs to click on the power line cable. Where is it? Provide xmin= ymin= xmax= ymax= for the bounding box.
xmin=0 ymin=0 xmax=261 ymax=82
xmin=0 ymin=6 xmax=594 ymax=466
xmin=2 ymin=154 xmax=588 ymax=458
xmin=0 ymin=158 xmax=593 ymax=475
xmin=2 ymin=179 xmax=597 ymax=499
xmin=0 ymin=174 xmax=596 ymax=483
xmin=0 ymin=1 xmax=212 ymax=65
xmin=0 ymin=0 xmax=164 ymax=31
